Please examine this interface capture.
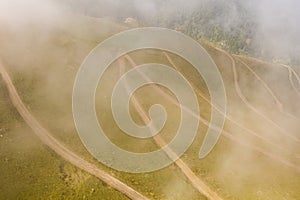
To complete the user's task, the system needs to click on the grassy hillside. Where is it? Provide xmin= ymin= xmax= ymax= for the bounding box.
xmin=0 ymin=14 xmax=299 ymax=199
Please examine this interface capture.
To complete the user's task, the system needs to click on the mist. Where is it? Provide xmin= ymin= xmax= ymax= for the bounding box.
xmin=4 ymin=0 xmax=297 ymax=65
xmin=0 ymin=0 xmax=66 ymax=28
xmin=0 ymin=0 xmax=299 ymax=199
xmin=255 ymin=0 xmax=300 ymax=63
xmin=64 ymin=0 xmax=300 ymax=64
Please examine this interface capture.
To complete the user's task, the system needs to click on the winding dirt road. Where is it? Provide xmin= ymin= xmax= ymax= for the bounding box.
xmin=123 ymin=53 xmax=300 ymax=172
xmin=236 ymin=55 xmax=300 ymax=98
xmin=235 ymin=56 xmax=300 ymax=120
xmin=235 ymin=57 xmax=283 ymax=111
xmin=162 ymin=51 xmax=300 ymax=166
xmin=286 ymin=66 xmax=300 ymax=97
xmin=214 ymin=47 xmax=300 ymax=143
xmin=119 ymin=57 xmax=223 ymax=200
xmin=120 ymin=52 xmax=300 ymax=200
xmin=0 ymin=61 xmax=148 ymax=200
xmin=283 ymin=64 xmax=300 ymax=97
xmin=162 ymin=51 xmax=287 ymax=153
xmin=2 ymin=44 xmax=299 ymax=200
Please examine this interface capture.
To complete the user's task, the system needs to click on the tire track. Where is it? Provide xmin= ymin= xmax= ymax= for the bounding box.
xmin=163 ymin=51 xmax=300 ymax=161
xmin=122 ymin=53 xmax=300 ymax=172
xmin=119 ymin=57 xmax=223 ymax=200
xmin=162 ymin=51 xmax=288 ymax=153
xmin=0 ymin=61 xmax=148 ymax=200
xmin=214 ymin=48 xmax=300 ymax=143
xmin=235 ymin=57 xmax=283 ymax=111
xmin=236 ymin=55 xmax=300 ymax=98
xmin=235 ymin=56 xmax=300 ymax=120
xmin=281 ymin=64 xmax=300 ymax=97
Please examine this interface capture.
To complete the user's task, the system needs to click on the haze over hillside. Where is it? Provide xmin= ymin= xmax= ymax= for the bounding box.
xmin=0 ymin=1 xmax=299 ymax=200
xmin=61 ymin=0 xmax=300 ymax=64
xmin=1 ymin=0 xmax=300 ymax=63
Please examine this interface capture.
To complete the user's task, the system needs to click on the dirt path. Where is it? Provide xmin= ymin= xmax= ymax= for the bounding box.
xmin=214 ymin=48 xmax=300 ymax=143
xmin=119 ymin=57 xmax=223 ymax=200
xmin=235 ymin=57 xmax=283 ymax=111
xmin=235 ymin=56 xmax=300 ymax=120
xmin=162 ymin=52 xmax=287 ymax=153
xmin=287 ymin=67 xmax=300 ymax=97
xmin=123 ymin=53 xmax=300 ymax=172
xmin=0 ymin=61 xmax=148 ymax=200
xmin=162 ymin=51 xmax=300 ymax=163
xmin=236 ymin=55 xmax=300 ymax=98
xmin=281 ymin=64 xmax=300 ymax=97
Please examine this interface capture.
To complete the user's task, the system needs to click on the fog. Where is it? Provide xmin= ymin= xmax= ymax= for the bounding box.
xmin=255 ymin=0 xmax=300 ymax=62
xmin=0 ymin=0 xmax=299 ymax=199
xmin=0 ymin=0 xmax=65 ymax=28
xmin=2 ymin=0 xmax=300 ymax=64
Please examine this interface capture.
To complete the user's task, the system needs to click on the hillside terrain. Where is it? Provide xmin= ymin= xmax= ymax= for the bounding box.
xmin=0 ymin=14 xmax=299 ymax=200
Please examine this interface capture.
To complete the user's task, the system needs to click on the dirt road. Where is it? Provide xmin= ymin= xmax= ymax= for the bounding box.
xmin=214 ymin=47 xmax=300 ymax=143
xmin=121 ymin=52 xmax=300 ymax=200
xmin=162 ymin=51 xmax=300 ymax=166
xmin=119 ymin=57 xmax=223 ymax=200
xmin=236 ymin=55 xmax=300 ymax=98
xmin=162 ymin=51 xmax=287 ymax=153
xmin=0 ymin=61 xmax=148 ymax=200
xmin=124 ymin=53 xmax=300 ymax=172
xmin=235 ymin=56 xmax=300 ymax=120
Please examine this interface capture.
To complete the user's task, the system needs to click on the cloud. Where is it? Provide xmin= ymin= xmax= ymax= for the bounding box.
xmin=0 ymin=0 xmax=64 ymax=29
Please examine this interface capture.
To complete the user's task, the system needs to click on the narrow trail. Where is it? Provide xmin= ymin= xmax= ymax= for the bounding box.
xmin=214 ymin=47 xmax=300 ymax=143
xmin=287 ymin=67 xmax=300 ymax=97
xmin=235 ymin=57 xmax=283 ymax=111
xmin=125 ymin=55 xmax=300 ymax=172
xmin=0 ymin=61 xmax=148 ymax=200
xmin=162 ymin=51 xmax=300 ymax=162
xmin=123 ymin=54 xmax=300 ymax=175
xmin=119 ymin=57 xmax=223 ymax=200
xmin=281 ymin=64 xmax=300 ymax=97
xmin=236 ymin=55 xmax=300 ymax=98
xmin=235 ymin=56 xmax=300 ymax=120
xmin=162 ymin=51 xmax=288 ymax=153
